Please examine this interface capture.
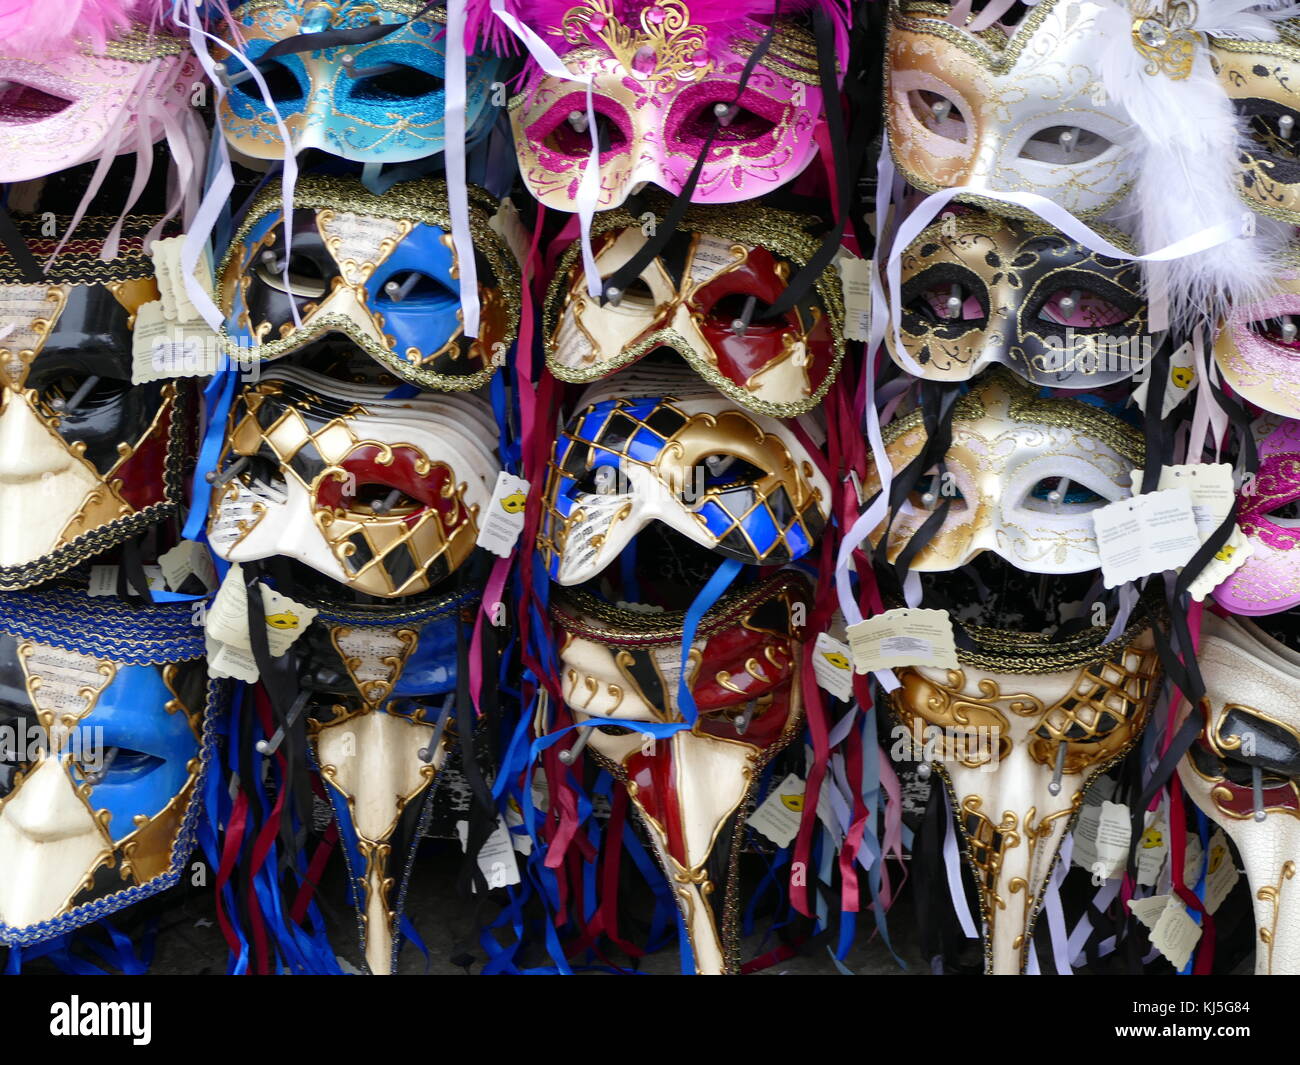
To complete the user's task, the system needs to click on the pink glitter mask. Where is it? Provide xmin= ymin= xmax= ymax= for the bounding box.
xmin=505 ymin=0 xmax=846 ymax=211
xmin=0 ymin=30 xmax=197 ymax=183
xmin=1214 ymin=418 xmax=1300 ymax=616
xmin=1214 ymin=270 xmax=1300 ymax=419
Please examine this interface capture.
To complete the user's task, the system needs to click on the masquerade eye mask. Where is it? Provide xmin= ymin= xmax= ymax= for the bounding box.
xmin=865 ymin=369 xmax=1145 ymax=574
xmin=297 ymin=587 xmax=469 ymax=975
xmin=219 ymin=175 xmax=520 ymax=391
xmin=553 ymin=570 xmax=809 ymax=974
xmin=212 ymin=1 xmax=502 ymax=163
xmin=208 ymin=366 xmax=500 ymax=598
xmin=0 ymin=214 xmax=190 ymax=590
xmin=503 ymin=0 xmax=846 ymax=211
xmin=893 ymin=612 xmax=1159 ymax=973
xmin=1210 ymin=20 xmax=1300 ymax=225
xmin=885 ymin=0 xmax=1133 ymax=219
xmin=0 ymin=587 xmax=218 ymax=945
xmin=890 ymin=206 xmax=1151 ymax=387
xmin=1214 ymin=261 xmax=1300 ymax=419
xmin=541 ymin=379 xmax=830 ymax=586
xmin=544 ymin=201 xmax=845 ymax=417
xmin=1212 ymin=417 xmax=1300 ymax=616
xmin=1180 ymin=612 xmax=1300 ymax=974
xmin=0 ymin=23 xmax=199 ymax=183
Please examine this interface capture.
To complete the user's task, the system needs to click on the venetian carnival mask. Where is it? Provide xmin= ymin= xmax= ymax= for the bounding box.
xmin=298 ymin=588 xmax=469 ymax=975
xmin=1179 ymin=611 xmax=1300 ymax=974
xmin=540 ymin=375 xmax=831 ymax=586
xmin=212 ymin=1 xmax=502 ymax=163
xmin=1212 ymin=416 xmax=1300 ymax=616
xmin=885 ymin=0 xmax=1134 ymax=218
xmin=864 ymin=369 xmax=1144 ymax=574
xmin=208 ymin=365 xmax=500 ymax=597
xmin=1209 ymin=19 xmax=1300 ymax=225
xmin=553 ymin=569 xmax=809 ymax=974
xmin=890 ymin=206 xmax=1152 ymax=387
xmin=0 ymin=214 xmax=191 ymax=590
xmin=894 ymin=613 xmax=1159 ymax=973
xmin=501 ymin=0 xmax=847 ymax=210
xmin=544 ymin=201 xmax=845 ymax=417
xmin=0 ymin=14 xmax=199 ymax=183
xmin=0 ymin=587 xmax=217 ymax=945
xmin=218 ymin=175 xmax=520 ymax=391
xmin=1213 ymin=258 xmax=1300 ymax=419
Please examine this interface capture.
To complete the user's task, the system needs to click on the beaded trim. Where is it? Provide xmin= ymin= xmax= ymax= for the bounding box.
xmin=0 ymin=215 xmax=172 ymax=285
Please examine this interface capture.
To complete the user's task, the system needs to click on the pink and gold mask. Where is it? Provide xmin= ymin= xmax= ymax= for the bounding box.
xmin=508 ymin=0 xmax=843 ymax=210
xmin=1214 ymin=261 xmax=1300 ymax=419
xmin=886 ymin=0 xmax=1133 ymax=218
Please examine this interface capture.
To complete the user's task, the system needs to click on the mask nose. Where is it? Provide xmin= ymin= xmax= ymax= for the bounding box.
xmin=0 ymin=391 xmax=74 ymax=483
xmin=2 ymin=753 xmax=99 ymax=843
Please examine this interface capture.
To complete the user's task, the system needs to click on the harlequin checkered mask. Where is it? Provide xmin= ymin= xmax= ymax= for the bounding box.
xmin=207 ymin=366 xmax=500 ymax=598
xmin=0 ymin=11 xmax=199 ymax=183
xmin=1180 ymin=612 xmax=1300 ymax=974
xmin=553 ymin=570 xmax=809 ymax=973
xmin=218 ymin=175 xmax=520 ymax=391
xmin=0 ymin=587 xmax=217 ymax=945
xmin=298 ymin=588 xmax=468 ymax=974
xmin=0 ymin=215 xmax=190 ymax=590
xmin=491 ymin=0 xmax=849 ymax=211
xmin=544 ymin=201 xmax=845 ymax=417
xmin=889 ymin=206 xmax=1151 ymax=387
xmin=885 ymin=0 xmax=1134 ymax=219
xmin=211 ymin=1 xmax=502 ymax=163
xmin=892 ymin=615 xmax=1158 ymax=973
xmin=1212 ymin=417 xmax=1300 ymax=616
xmin=541 ymin=379 xmax=830 ymax=586
xmin=864 ymin=369 xmax=1144 ymax=574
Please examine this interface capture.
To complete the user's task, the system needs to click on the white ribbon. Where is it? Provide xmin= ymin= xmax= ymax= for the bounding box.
xmin=446 ymin=0 xmax=481 ymax=337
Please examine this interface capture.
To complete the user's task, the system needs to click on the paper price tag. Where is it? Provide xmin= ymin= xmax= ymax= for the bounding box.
xmin=1183 ymin=831 xmax=1205 ymax=886
xmin=158 ymin=540 xmax=218 ymax=593
xmin=475 ymin=472 xmax=529 ymax=558
xmin=1132 ymin=340 xmax=1195 ymax=417
xmin=1137 ymin=809 xmax=1169 ymax=887
xmin=1126 ymin=894 xmax=1202 ymax=969
xmin=1136 ymin=464 xmax=1235 ymax=538
xmin=1205 ymin=829 xmax=1240 ymax=914
xmin=206 ymin=633 xmax=259 ymax=684
xmin=1188 ymin=525 xmax=1253 ymax=602
xmin=1072 ymin=800 xmax=1131 ymax=880
xmin=812 ymin=633 xmax=854 ymax=701
xmin=206 ymin=563 xmax=317 ymax=662
xmin=1092 ymin=488 xmax=1201 ymax=587
xmin=456 ymin=817 xmax=521 ymax=891
xmin=88 ymin=564 xmax=164 ymax=597
xmin=846 ymin=608 xmax=959 ymax=673
xmin=837 ymin=252 xmax=873 ymax=343
xmin=747 ymin=773 xmax=806 ymax=848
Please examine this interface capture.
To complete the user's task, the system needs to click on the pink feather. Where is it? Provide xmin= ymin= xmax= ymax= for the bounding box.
xmin=0 ymin=0 xmax=172 ymax=54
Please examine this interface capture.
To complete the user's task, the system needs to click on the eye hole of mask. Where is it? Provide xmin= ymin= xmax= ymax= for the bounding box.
xmin=1262 ymin=496 xmax=1300 ymax=525
xmin=256 ymin=250 xmax=332 ymax=299
xmin=38 ymin=374 xmax=130 ymax=412
xmin=912 ymin=281 xmax=984 ymax=325
xmin=703 ymin=292 xmax=782 ymax=333
xmin=677 ymin=100 xmax=777 ymax=146
xmin=907 ymin=90 xmax=967 ymax=144
xmin=547 ymin=110 xmax=628 ymax=158
xmin=339 ymin=478 xmax=421 ymax=517
xmin=349 ymin=64 xmax=445 ymax=103
xmin=693 ymin=453 xmax=766 ymax=493
xmin=596 ymin=275 xmax=656 ymax=312
xmin=230 ymin=59 xmax=304 ymax=106
xmin=76 ymin=747 xmax=166 ymax=784
xmin=909 ymin=470 xmax=966 ymax=511
xmin=1244 ymin=105 xmax=1300 ymax=160
xmin=1247 ymin=316 xmax=1300 ymax=351
xmin=1021 ymin=475 xmax=1105 ymax=513
xmin=0 ymin=81 xmax=73 ymax=123
xmin=1019 ymin=125 xmax=1113 ymax=164
xmin=378 ymin=270 xmax=456 ymax=305
xmin=1036 ymin=287 xmax=1130 ymax=327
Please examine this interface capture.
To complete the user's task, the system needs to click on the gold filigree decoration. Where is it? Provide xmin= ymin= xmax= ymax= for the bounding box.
xmin=560 ymin=0 xmax=711 ymax=91
xmin=1257 ymin=861 xmax=1296 ymax=974
xmin=1132 ymin=0 xmax=1199 ymax=80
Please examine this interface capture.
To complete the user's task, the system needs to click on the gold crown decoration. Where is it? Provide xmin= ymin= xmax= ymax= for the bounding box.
xmin=1131 ymin=0 xmax=1199 ymax=79
xmin=559 ymin=0 xmax=713 ymax=91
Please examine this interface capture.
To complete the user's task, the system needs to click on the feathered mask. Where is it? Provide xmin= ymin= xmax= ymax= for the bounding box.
xmin=0 ymin=0 xmax=174 ymax=53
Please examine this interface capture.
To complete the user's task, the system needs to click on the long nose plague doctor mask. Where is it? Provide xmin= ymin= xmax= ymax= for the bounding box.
xmin=210 ymin=1 xmax=503 ymax=163
xmin=863 ymin=369 xmax=1145 ymax=574
xmin=1179 ymin=610 xmax=1300 ymax=974
xmin=294 ymin=588 xmax=470 ymax=974
xmin=892 ymin=604 xmax=1160 ymax=973
xmin=0 ymin=213 xmax=191 ymax=590
xmin=218 ymin=175 xmax=520 ymax=391
xmin=540 ymin=372 xmax=832 ymax=587
xmin=544 ymin=200 xmax=846 ymax=417
xmin=553 ymin=569 xmax=810 ymax=974
xmin=889 ymin=205 xmax=1153 ymax=387
xmin=1212 ymin=416 xmax=1300 ymax=616
xmin=0 ymin=2 xmax=203 ymax=186
xmin=484 ymin=0 xmax=850 ymax=211
xmin=0 ymin=585 xmax=219 ymax=947
xmin=208 ymin=365 xmax=500 ymax=598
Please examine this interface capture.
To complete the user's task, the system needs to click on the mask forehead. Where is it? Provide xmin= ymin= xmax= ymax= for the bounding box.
xmin=886 ymin=0 xmax=1132 ymax=218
